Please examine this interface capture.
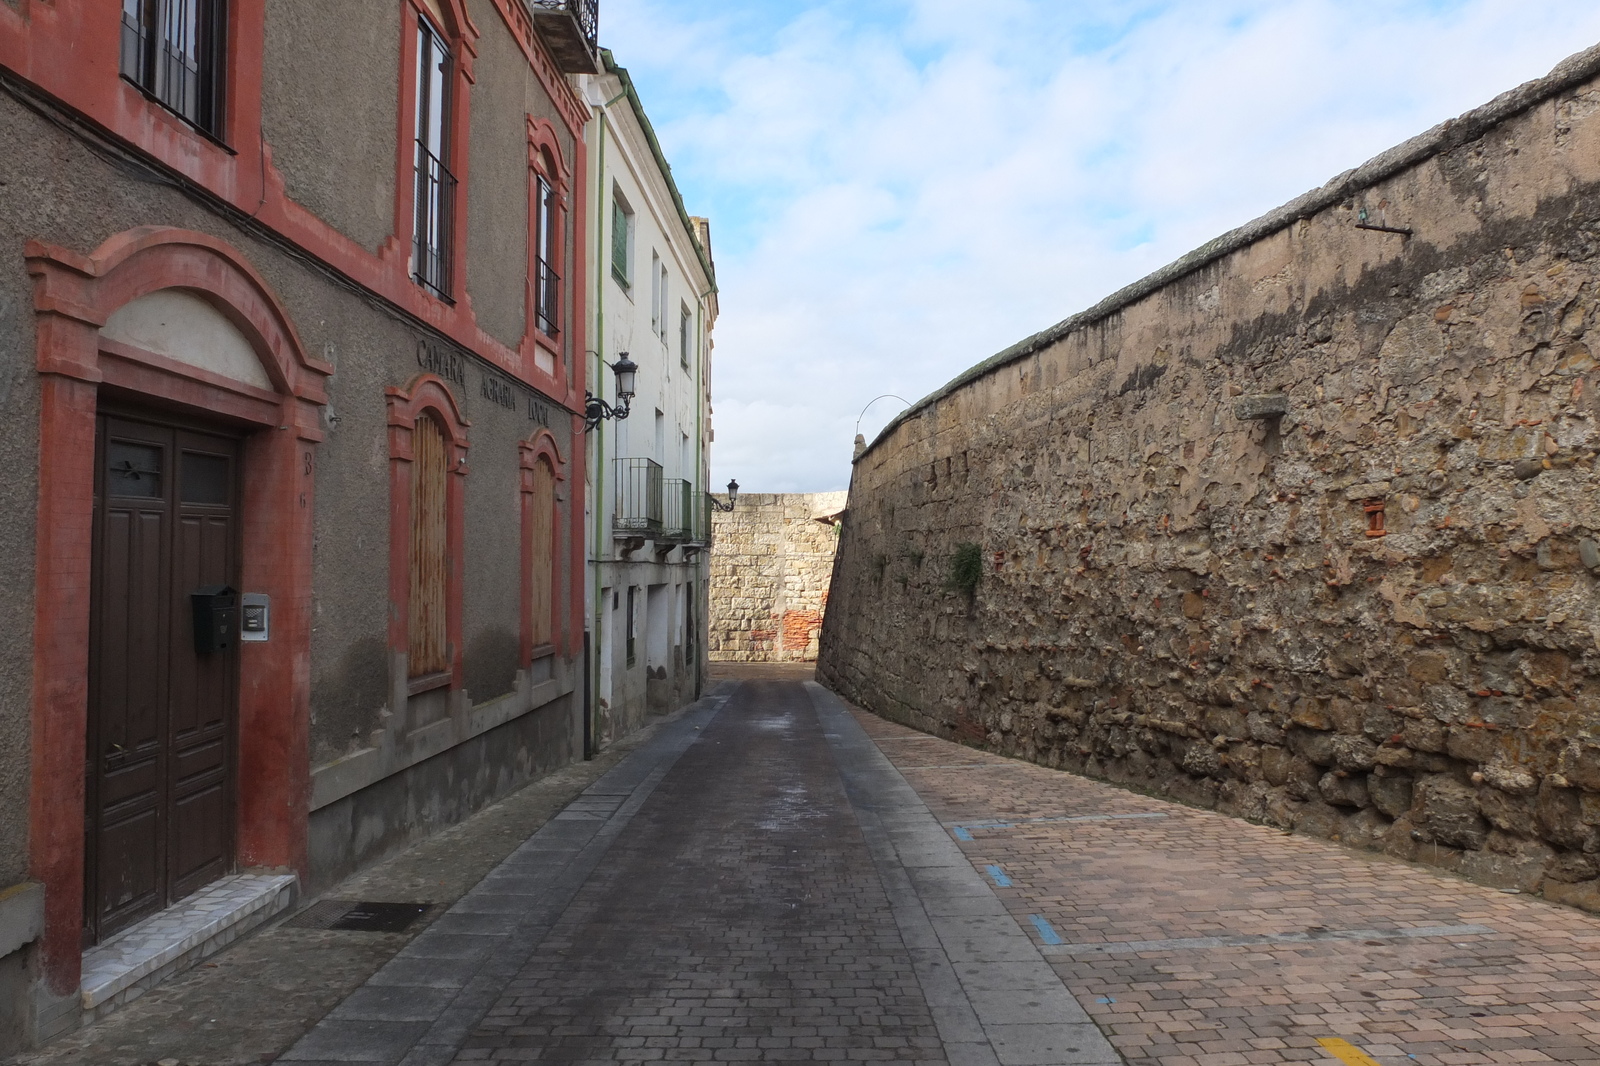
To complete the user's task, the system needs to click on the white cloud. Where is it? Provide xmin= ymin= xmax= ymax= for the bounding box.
xmin=602 ymin=0 xmax=1600 ymax=491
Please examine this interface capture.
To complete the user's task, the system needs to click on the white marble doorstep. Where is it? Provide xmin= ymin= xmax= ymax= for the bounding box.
xmin=81 ymin=873 xmax=297 ymax=1008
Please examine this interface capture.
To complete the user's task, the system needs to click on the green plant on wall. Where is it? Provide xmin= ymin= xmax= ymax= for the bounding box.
xmin=947 ymin=542 xmax=982 ymax=595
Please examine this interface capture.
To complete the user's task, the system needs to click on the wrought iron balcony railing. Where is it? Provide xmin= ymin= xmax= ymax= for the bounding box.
xmin=532 ymin=255 xmax=560 ymax=337
xmin=659 ymin=480 xmax=693 ymax=542
xmin=413 ymin=141 xmax=458 ymax=299
xmin=525 ymin=0 xmax=600 ymax=74
xmin=613 ymin=458 xmax=662 ymax=534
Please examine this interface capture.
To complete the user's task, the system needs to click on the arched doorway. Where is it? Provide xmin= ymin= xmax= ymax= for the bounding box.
xmin=26 ymin=228 xmax=330 ymax=997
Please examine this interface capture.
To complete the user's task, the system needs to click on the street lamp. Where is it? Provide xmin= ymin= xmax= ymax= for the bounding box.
xmin=709 ymin=478 xmax=739 ymax=512
xmin=585 ymin=353 xmax=638 ymax=432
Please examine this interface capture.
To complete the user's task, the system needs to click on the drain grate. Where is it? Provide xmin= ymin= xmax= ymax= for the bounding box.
xmin=286 ymin=900 xmax=433 ymax=932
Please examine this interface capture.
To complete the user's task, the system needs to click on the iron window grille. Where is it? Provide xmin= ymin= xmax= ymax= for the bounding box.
xmin=413 ymin=19 xmax=456 ymax=300
xmin=612 ymin=458 xmax=663 ymax=534
xmin=533 ymin=174 xmax=560 ymax=336
xmin=120 ymin=0 xmax=226 ymax=136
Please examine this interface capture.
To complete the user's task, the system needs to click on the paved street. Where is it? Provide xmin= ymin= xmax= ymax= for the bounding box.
xmin=16 ymin=674 xmax=1600 ymax=1065
xmin=857 ymin=712 xmax=1600 ymax=1065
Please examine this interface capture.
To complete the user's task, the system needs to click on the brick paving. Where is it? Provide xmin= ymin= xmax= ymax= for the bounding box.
xmin=850 ymin=705 xmax=1600 ymax=1065
xmin=454 ymin=679 xmax=948 ymax=1064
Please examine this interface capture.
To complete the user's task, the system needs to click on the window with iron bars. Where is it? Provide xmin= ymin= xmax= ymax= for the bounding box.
xmin=533 ymin=174 xmax=560 ymax=337
xmin=413 ymin=17 xmax=456 ymax=299
xmin=120 ymin=0 xmax=226 ymax=137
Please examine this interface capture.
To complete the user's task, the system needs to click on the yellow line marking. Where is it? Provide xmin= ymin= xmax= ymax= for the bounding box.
xmin=1317 ymin=1038 xmax=1383 ymax=1066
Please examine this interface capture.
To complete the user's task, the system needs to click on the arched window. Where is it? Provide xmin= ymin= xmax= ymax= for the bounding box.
xmin=528 ymin=456 xmax=556 ymax=650
xmin=526 ymin=120 xmax=569 ymax=348
xmin=521 ymin=430 xmax=565 ymax=658
xmin=409 ymin=412 xmax=451 ymax=676
xmin=386 ymin=375 xmax=470 ymax=689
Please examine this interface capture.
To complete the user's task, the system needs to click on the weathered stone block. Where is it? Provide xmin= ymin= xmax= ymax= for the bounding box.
xmin=1543 ymin=851 xmax=1598 ymax=883
xmin=1287 ymin=727 xmax=1335 ymax=767
xmin=1319 ymin=770 xmax=1368 ymax=808
xmin=1543 ymin=878 xmax=1600 ymax=912
xmin=1478 ymin=787 xmax=1537 ymax=836
xmin=1332 ymin=735 xmax=1378 ymax=771
xmin=1460 ymin=839 xmax=1552 ymax=892
xmin=1413 ymin=775 xmax=1489 ymax=850
xmin=1369 ymin=769 xmax=1414 ymax=818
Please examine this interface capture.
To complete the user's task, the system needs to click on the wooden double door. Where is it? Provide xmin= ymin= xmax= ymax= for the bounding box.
xmin=85 ymin=410 xmax=242 ymax=945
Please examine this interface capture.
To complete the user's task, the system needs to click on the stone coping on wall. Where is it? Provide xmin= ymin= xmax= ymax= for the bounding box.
xmin=860 ymin=39 xmax=1600 ymax=460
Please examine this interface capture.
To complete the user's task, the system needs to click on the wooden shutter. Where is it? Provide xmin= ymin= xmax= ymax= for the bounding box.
xmin=611 ymin=200 xmax=628 ymax=280
xmin=409 ymin=414 xmax=450 ymax=677
xmin=529 ymin=459 xmax=555 ymax=649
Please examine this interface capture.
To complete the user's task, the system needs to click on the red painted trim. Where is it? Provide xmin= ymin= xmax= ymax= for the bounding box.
xmin=519 ymin=429 xmax=566 ymax=658
xmin=0 ymin=0 xmax=585 ymax=415
xmin=385 ymin=375 xmax=471 ymax=687
xmin=526 ymin=117 xmax=570 ymax=366
xmin=25 ymin=228 xmax=328 ymax=998
xmin=484 ymin=0 xmax=589 ymax=134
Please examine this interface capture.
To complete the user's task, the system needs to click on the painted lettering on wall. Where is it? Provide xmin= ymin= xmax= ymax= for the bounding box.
xmin=528 ymin=397 xmax=551 ymax=427
xmin=416 ymin=340 xmax=466 ymax=386
xmin=481 ymin=373 xmax=517 ymax=410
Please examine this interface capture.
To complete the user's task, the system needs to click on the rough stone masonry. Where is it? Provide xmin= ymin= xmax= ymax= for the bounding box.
xmin=711 ymin=493 xmax=846 ymax=662
xmin=820 ymin=42 xmax=1600 ymax=912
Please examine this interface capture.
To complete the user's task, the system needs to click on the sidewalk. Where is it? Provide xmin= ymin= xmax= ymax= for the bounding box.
xmin=11 ymin=702 xmax=711 ymax=1066
xmin=849 ymin=703 xmax=1600 ymax=1065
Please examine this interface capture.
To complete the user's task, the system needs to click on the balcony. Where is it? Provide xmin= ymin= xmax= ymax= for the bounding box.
xmin=658 ymin=479 xmax=701 ymax=544
xmin=525 ymin=0 xmax=600 ymax=74
xmin=613 ymin=458 xmax=662 ymax=536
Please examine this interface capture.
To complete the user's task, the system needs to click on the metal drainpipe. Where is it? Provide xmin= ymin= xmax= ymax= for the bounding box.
xmin=587 ymin=105 xmax=608 ymax=759
xmin=694 ymin=295 xmax=706 ymax=699
xmin=587 ymin=85 xmax=628 ymax=757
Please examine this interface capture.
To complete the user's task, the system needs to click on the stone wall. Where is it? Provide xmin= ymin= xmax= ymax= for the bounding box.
xmin=711 ymin=493 xmax=846 ymax=662
xmin=820 ymin=43 xmax=1600 ymax=910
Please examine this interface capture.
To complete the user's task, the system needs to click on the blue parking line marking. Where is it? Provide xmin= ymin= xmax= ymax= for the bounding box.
xmin=952 ymin=826 xmax=973 ymax=841
xmin=1029 ymin=914 xmax=1064 ymax=945
xmin=985 ymin=864 xmax=1011 ymax=887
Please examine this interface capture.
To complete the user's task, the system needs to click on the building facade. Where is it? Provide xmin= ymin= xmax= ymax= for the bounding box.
xmin=578 ymin=53 xmax=716 ymax=746
xmin=0 ymin=0 xmax=600 ymax=1049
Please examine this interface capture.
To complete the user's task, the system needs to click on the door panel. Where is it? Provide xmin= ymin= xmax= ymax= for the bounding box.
xmin=87 ymin=414 xmax=240 ymax=944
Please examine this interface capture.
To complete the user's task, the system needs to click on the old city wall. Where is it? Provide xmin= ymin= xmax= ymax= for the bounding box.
xmin=820 ymin=44 xmax=1600 ymax=909
xmin=711 ymin=493 xmax=846 ymax=662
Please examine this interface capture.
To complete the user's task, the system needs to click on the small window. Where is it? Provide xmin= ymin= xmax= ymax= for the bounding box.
xmin=529 ymin=458 xmax=556 ymax=649
xmin=120 ymin=0 xmax=226 ymax=136
xmin=533 ymin=173 xmax=558 ymax=336
xmin=611 ymin=193 xmax=634 ymax=288
xmin=679 ymin=304 xmax=692 ymax=368
xmin=650 ymin=250 xmax=662 ymax=335
xmin=625 ymin=586 xmax=637 ymax=667
xmin=658 ymin=263 xmax=670 ymax=344
xmin=413 ymin=16 xmax=456 ymax=299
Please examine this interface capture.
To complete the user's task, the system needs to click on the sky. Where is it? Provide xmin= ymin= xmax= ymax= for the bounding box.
xmin=599 ymin=0 xmax=1600 ymax=493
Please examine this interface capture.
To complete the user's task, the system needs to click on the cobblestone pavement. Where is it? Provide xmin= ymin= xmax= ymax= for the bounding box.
xmin=10 ymin=706 xmax=695 ymax=1066
xmin=278 ymin=678 xmax=1120 ymax=1066
xmin=32 ymin=674 xmax=1586 ymax=1066
xmin=848 ymin=704 xmax=1600 ymax=1065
